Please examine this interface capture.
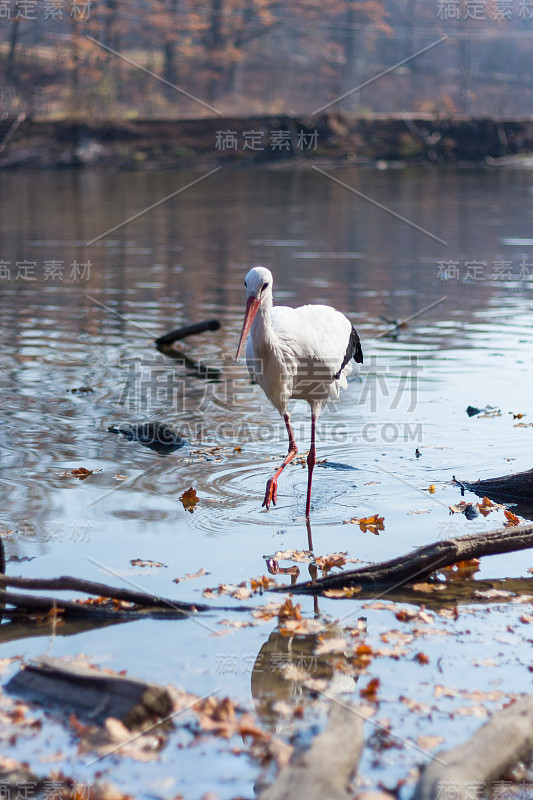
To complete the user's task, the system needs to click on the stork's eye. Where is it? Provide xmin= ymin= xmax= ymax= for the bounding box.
xmin=262 ymin=282 xmax=269 ymax=292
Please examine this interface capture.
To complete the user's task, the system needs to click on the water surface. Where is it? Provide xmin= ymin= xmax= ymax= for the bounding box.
xmin=0 ymin=165 xmax=532 ymax=796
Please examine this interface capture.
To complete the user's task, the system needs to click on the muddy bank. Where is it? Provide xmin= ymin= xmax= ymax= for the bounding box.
xmin=1 ymin=114 xmax=533 ymax=169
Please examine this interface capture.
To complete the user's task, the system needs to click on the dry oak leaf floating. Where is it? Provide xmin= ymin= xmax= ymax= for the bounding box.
xmin=250 ymin=575 xmax=278 ymax=593
xmin=351 ymin=643 xmax=374 ymax=669
xmin=360 ymin=677 xmax=380 ymax=701
xmin=315 ymin=552 xmax=348 ymax=572
xmin=439 ymin=558 xmax=481 ymax=580
xmin=323 ymin=586 xmax=362 ymax=598
xmin=414 ymin=652 xmax=429 ymax=664
xmin=203 ymin=582 xmax=252 ymax=601
xmin=173 ymin=567 xmax=208 ymax=584
xmin=61 ymin=466 xmax=98 ymax=480
xmin=130 ymin=559 xmax=166 ymax=569
xmin=252 ymin=601 xmax=284 ymax=621
xmin=476 ymin=496 xmax=505 ymax=517
xmin=504 ymin=509 xmax=521 ymax=526
xmin=270 ymin=549 xmax=312 ymax=563
xmin=344 ymin=514 xmax=385 ymax=535
xmin=179 ymin=487 xmax=199 ymax=513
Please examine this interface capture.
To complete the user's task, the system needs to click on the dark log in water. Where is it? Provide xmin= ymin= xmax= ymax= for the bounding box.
xmin=0 ymin=573 xmax=208 ymax=612
xmin=459 ymin=468 xmax=533 ymax=502
xmin=155 ymin=319 xmax=222 ymax=380
xmin=278 ymin=524 xmax=533 ymax=595
xmin=0 ymin=574 xmax=251 ymax=621
xmin=7 ymin=656 xmax=173 ymax=729
xmin=155 ymin=319 xmax=220 ymax=347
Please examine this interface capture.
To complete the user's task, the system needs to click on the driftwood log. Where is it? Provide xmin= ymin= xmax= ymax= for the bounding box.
xmin=279 ymin=524 xmax=533 ymax=595
xmin=7 ymin=656 xmax=173 ymax=729
xmin=0 ymin=574 xmax=251 ymax=620
xmin=413 ymin=694 xmax=533 ymax=800
xmin=258 ymin=702 xmax=364 ymax=800
xmin=458 ymin=467 xmax=533 ymax=510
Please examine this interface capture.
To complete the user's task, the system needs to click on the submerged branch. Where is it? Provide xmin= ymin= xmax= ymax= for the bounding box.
xmin=155 ymin=319 xmax=220 ymax=347
xmin=0 ymin=574 xmax=252 ymax=620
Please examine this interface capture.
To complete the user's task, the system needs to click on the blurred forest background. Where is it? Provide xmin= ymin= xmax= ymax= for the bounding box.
xmin=1 ymin=0 xmax=533 ymax=119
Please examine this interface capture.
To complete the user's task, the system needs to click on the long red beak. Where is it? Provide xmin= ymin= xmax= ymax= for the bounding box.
xmin=235 ymin=296 xmax=260 ymax=361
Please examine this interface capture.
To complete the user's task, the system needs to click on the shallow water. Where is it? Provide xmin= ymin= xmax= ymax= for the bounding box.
xmin=0 ymin=165 xmax=533 ymax=796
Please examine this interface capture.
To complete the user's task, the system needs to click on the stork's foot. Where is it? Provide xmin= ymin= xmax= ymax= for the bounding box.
xmin=262 ymin=477 xmax=278 ymax=510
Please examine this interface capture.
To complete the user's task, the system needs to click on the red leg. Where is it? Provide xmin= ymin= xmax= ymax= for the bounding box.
xmin=305 ymin=413 xmax=316 ymax=518
xmin=263 ymin=414 xmax=298 ymax=510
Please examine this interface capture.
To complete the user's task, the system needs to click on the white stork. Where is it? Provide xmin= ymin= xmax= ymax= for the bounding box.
xmin=235 ymin=266 xmax=363 ymax=517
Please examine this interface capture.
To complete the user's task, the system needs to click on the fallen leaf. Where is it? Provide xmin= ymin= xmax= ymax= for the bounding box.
xmin=323 ymin=586 xmax=362 ymax=598
xmin=315 ymin=637 xmax=347 ymax=655
xmin=203 ymin=582 xmax=252 ymax=600
xmin=130 ymin=558 xmax=166 ymax=569
xmin=344 ymin=514 xmax=385 ymax=535
xmin=427 ymin=485 xmax=436 ymax=494
xmin=270 ymin=549 xmax=312 ymax=563
xmin=414 ymin=652 xmax=429 ymax=664
xmin=476 ymin=496 xmax=505 ymax=517
xmin=400 ymin=696 xmax=431 ymax=714
xmin=411 ymin=582 xmax=446 ymax=592
xmin=360 ymin=677 xmax=380 ymax=701
xmin=434 ymin=685 xmax=458 ymax=699
xmin=173 ymin=567 xmax=207 ymax=583
xmin=315 ymin=552 xmax=349 ymax=573
xmin=448 ymin=502 xmax=478 ymax=519
xmin=252 ymin=602 xmax=283 ymax=621
xmin=279 ymin=618 xmax=325 ymax=636
xmin=250 ymin=575 xmax=278 ymax=592
xmin=380 ymin=630 xmax=414 ymax=644
xmin=472 ymin=588 xmax=513 ymax=600
xmin=504 ymin=509 xmax=520 ymax=526
xmin=61 ymin=466 xmax=95 ymax=480
xmin=351 ymin=643 xmax=374 ymax=669
xmin=454 ymin=705 xmax=488 ymax=718
xmin=179 ymin=487 xmax=199 ymax=513
xmin=218 ymin=619 xmax=256 ymax=628
xmin=416 ymin=735 xmax=444 ymax=750
xmin=440 ymin=558 xmax=481 ymax=580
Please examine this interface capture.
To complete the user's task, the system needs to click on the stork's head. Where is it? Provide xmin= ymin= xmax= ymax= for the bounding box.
xmin=235 ymin=266 xmax=273 ymax=361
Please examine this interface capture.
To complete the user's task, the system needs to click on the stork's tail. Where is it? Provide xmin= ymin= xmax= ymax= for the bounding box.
xmin=335 ymin=326 xmax=363 ymax=379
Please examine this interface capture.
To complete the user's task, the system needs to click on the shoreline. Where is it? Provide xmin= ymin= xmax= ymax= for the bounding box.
xmin=1 ymin=114 xmax=533 ymax=170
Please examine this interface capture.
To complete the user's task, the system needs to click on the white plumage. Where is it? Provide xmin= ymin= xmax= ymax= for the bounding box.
xmin=236 ymin=266 xmax=363 ymax=516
